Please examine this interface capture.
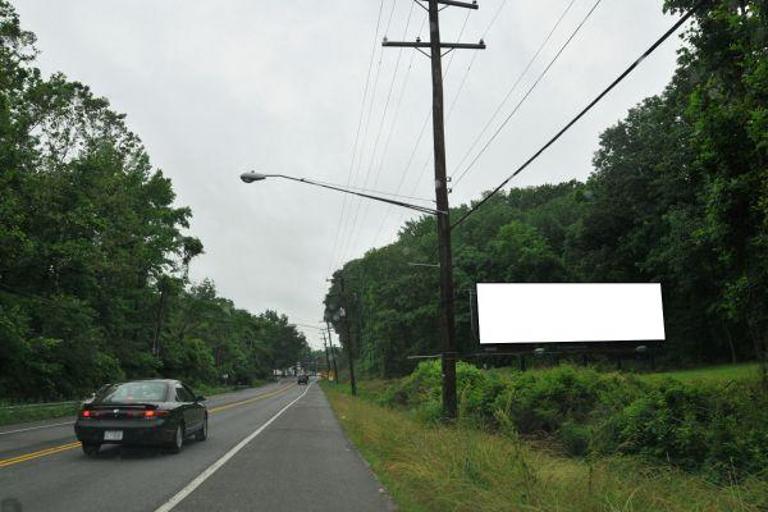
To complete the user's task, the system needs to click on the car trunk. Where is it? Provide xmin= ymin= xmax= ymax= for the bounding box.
xmin=83 ymin=403 xmax=161 ymax=420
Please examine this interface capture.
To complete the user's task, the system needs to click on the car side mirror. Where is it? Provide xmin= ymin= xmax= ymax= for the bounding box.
xmin=197 ymin=395 xmax=206 ymax=402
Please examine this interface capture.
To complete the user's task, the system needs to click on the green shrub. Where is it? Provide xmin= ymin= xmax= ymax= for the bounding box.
xmin=374 ymin=361 xmax=768 ymax=482
xmin=559 ymin=421 xmax=590 ymax=457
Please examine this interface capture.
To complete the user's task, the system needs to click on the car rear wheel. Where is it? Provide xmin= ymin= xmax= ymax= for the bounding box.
xmin=167 ymin=423 xmax=184 ymax=454
xmin=82 ymin=442 xmax=100 ymax=456
xmin=195 ymin=416 xmax=208 ymax=442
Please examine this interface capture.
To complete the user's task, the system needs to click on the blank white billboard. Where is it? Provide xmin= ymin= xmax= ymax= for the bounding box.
xmin=477 ymin=283 xmax=665 ymax=344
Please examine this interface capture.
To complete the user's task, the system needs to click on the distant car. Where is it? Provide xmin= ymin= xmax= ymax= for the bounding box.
xmin=74 ymin=379 xmax=207 ymax=456
xmin=297 ymin=374 xmax=309 ymax=385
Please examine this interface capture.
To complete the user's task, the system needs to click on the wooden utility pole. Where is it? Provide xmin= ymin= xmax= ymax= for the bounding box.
xmin=384 ymin=0 xmax=485 ymax=419
xmin=338 ymin=274 xmax=357 ymax=396
xmin=326 ymin=321 xmax=340 ymax=385
xmin=322 ymin=332 xmax=333 ymax=380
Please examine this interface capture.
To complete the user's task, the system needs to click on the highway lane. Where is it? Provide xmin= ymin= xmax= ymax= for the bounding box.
xmin=0 ymin=380 xmax=294 ymax=463
xmin=0 ymin=380 xmax=300 ymax=510
xmin=0 ymin=380 xmax=394 ymax=512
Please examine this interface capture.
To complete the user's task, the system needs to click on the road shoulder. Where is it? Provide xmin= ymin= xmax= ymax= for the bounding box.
xmin=173 ymin=382 xmax=396 ymax=512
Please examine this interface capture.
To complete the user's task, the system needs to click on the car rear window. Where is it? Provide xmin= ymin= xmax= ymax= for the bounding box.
xmin=98 ymin=382 xmax=168 ymax=403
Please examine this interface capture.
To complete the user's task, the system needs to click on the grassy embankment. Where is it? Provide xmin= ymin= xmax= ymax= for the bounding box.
xmin=321 ymin=363 xmax=768 ymax=512
xmin=0 ymin=402 xmax=81 ymax=427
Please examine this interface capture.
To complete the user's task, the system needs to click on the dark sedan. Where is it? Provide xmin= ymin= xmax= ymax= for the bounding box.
xmin=74 ymin=379 xmax=208 ymax=456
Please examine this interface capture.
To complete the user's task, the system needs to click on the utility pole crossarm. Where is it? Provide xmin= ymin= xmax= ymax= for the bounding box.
xmin=419 ymin=0 xmax=478 ymax=9
xmin=382 ymin=41 xmax=486 ymax=50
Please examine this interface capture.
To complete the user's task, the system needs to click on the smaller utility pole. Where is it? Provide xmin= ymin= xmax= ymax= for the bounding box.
xmin=339 ymin=274 xmax=357 ymax=396
xmin=322 ymin=332 xmax=333 ymax=380
xmin=326 ymin=321 xmax=340 ymax=384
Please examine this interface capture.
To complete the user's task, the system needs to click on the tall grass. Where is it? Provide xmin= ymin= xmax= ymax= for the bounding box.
xmin=637 ymin=363 xmax=760 ymax=384
xmin=323 ymin=383 xmax=768 ymax=511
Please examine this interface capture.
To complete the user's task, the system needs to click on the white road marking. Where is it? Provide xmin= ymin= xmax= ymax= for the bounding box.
xmin=154 ymin=382 xmax=313 ymax=512
xmin=0 ymin=421 xmax=75 ymax=435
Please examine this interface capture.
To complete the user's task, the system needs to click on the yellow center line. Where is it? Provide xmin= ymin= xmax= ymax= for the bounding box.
xmin=209 ymin=383 xmax=295 ymax=414
xmin=0 ymin=383 xmax=297 ymax=470
xmin=0 ymin=441 xmax=81 ymax=468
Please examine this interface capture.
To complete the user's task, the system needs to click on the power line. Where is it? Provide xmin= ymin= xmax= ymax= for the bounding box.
xmin=337 ymin=0 xmax=416 ymax=266
xmin=451 ymin=0 xmax=704 ymax=230
xmin=311 ymin=177 xmax=433 ymax=203
xmin=371 ymin=0 xmax=510 ymax=247
xmin=334 ymin=0 xmax=399 ymax=269
xmin=326 ymin=0 xmax=386 ymax=277
xmin=333 ymin=0 xmax=396 ymax=270
xmin=369 ymin=7 xmax=476 ymax=248
xmin=450 ymin=0 xmax=579 ymax=184
xmin=453 ymin=0 xmax=601 ymax=186
xmin=353 ymin=3 xmax=423 ymax=254
xmin=342 ymin=9 xmax=444 ymax=262
xmin=291 ymin=323 xmax=326 ymax=331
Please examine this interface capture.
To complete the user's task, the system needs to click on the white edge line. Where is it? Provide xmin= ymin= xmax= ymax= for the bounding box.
xmin=154 ymin=382 xmax=313 ymax=512
xmin=0 ymin=421 xmax=75 ymax=435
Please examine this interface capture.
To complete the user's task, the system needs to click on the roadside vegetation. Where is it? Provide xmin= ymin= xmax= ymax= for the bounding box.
xmin=0 ymin=402 xmax=79 ymax=427
xmin=324 ymin=383 xmax=767 ymax=512
xmin=382 ymin=361 xmax=768 ymax=481
xmin=323 ymin=362 xmax=768 ymax=511
xmin=0 ymin=1 xmax=310 ymax=402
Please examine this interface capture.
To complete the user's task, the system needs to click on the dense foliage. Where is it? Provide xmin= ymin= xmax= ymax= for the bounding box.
xmin=325 ymin=0 xmax=768 ymax=377
xmin=0 ymin=2 xmax=309 ymax=400
xmin=379 ymin=361 xmax=768 ymax=482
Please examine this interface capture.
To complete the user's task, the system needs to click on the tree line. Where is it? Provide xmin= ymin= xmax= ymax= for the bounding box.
xmin=325 ymin=0 xmax=768 ymax=378
xmin=0 ymin=1 xmax=309 ymax=400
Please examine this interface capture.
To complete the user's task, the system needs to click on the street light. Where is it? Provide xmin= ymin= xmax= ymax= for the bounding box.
xmin=240 ymin=172 xmax=268 ymax=183
xmin=240 ymin=171 xmax=443 ymax=216
xmin=240 ymin=169 xmax=459 ymax=419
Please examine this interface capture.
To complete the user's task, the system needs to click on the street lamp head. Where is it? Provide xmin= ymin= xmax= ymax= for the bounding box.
xmin=240 ymin=171 xmax=268 ymax=184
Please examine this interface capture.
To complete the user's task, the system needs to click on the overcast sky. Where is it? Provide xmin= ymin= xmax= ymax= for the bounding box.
xmin=14 ymin=0 xmax=685 ymax=349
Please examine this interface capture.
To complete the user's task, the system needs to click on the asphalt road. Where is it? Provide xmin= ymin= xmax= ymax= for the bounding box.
xmin=0 ymin=380 xmax=394 ymax=512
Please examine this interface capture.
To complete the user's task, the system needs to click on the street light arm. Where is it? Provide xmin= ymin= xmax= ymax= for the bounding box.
xmin=245 ymin=172 xmax=445 ymax=216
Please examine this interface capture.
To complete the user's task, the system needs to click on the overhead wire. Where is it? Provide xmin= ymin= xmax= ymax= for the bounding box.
xmin=354 ymin=1 xmax=422 ymax=241
xmin=310 ymin=177 xmax=434 ymax=203
xmin=334 ymin=0 xmax=400 ymax=269
xmin=369 ymin=6 xmax=476 ymax=247
xmin=450 ymin=0 xmax=704 ymax=230
xmin=403 ymin=2 xmax=505 ymax=199
xmin=450 ymin=0 xmax=580 ymax=185
xmin=373 ymin=0 xmax=508 ymax=246
xmin=452 ymin=0 xmax=602 ymax=186
xmin=326 ymin=0 xmax=386 ymax=277
xmin=333 ymin=0 xmax=397 ymax=270
xmin=337 ymin=0 xmax=417 ymax=265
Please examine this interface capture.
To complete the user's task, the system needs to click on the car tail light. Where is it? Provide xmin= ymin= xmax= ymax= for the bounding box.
xmin=80 ymin=409 xmax=91 ymax=418
xmin=144 ymin=409 xmax=169 ymax=418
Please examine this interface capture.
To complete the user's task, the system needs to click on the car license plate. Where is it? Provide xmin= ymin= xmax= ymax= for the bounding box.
xmin=104 ymin=430 xmax=123 ymax=441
